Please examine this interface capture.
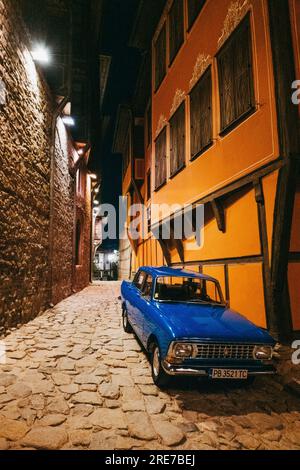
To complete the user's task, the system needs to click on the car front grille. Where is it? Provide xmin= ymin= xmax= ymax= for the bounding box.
xmin=196 ymin=343 xmax=255 ymax=360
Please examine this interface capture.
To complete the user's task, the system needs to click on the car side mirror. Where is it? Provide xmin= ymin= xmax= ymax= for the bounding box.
xmin=118 ymin=296 xmax=121 ymax=301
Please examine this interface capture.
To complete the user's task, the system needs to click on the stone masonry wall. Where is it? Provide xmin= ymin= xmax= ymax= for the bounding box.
xmin=0 ymin=0 xmax=53 ymax=333
xmin=0 ymin=0 xmax=90 ymax=333
xmin=51 ymin=119 xmax=75 ymax=306
xmin=74 ymin=166 xmax=92 ymax=292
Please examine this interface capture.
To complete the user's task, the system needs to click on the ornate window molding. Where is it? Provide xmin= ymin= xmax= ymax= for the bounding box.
xmin=170 ymin=89 xmax=186 ymax=116
xmin=189 ymin=54 xmax=212 ymax=91
xmin=155 ymin=114 xmax=167 ymax=139
xmin=218 ymin=0 xmax=250 ymax=49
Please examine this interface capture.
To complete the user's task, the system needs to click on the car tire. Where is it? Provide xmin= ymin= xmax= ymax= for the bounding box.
xmin=151 ymin=343 xmax=170 ymax=388
xmin=122 ymin=308 xmax=133 ymax=333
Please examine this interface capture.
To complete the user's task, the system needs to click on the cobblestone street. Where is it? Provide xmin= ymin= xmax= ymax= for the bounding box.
xmin=0 ymin=283 xmax=300 ymax=450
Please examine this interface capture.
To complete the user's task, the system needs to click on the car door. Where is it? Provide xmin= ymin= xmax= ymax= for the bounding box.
xmin=129 ymin=270 xmax=147 ymax=337
xmin=138 ymin=274 xmax=154 ymax=345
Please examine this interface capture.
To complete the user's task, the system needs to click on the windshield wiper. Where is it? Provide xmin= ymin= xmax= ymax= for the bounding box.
xmin=187 ymin=299 xmax=224 ymax=306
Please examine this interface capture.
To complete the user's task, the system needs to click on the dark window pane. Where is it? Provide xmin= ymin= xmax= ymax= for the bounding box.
xmin=147 ymin=171 xmax=151 ymax=200
xmin=155 ymin=128 xmax=167 ymax=189
xmin=147 ymin=106 xmax=152 ymax=146
xmin=217 ymin=14 xmax=254 ymax=132
xmin=155 ymin=24 xmax=167 ymax=90
xmin=187 ymin=0 xmax=206 ymax=30
xmin=170 ymin=102 xmax=186 ymax=176
xmin=190 ymin=67 xmax=212 ymax=159
xmin=169 ymin=0 xmax=184 ymax=64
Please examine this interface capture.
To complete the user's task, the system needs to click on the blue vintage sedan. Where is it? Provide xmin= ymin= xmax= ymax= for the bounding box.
xmin=120 ymin=266 xmax=276 ymax=387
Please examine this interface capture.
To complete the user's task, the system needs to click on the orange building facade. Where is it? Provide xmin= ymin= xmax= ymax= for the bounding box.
xmin=114 ymin=0 xmax=300 ymax=340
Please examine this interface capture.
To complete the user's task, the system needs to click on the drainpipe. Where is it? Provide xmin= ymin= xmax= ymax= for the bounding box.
xmin=48 ymin=95 xmax=69 ymax=307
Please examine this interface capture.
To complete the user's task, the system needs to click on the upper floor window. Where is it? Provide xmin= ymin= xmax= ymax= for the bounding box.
xmin=155 ymin=23 xmax=167 ymax=91
xmin=147 ymin=170 xmax=151 ymax=200
xmin=147 ymin=105 xmax=152 ymax=147
xmin=169 ymin=0 xmax=184 ymax=64
xmin=155 ymin=127 xmax=167 ymax=190
xmin=187 ymin=0 xmax=206 ymax=30
xmin=190 ymin=67 xmax=212 ymax=160
xmin=170 ymin=102 xmax=186 ymax=176
xmin=217 ymin=14 xmax=255 ymax=133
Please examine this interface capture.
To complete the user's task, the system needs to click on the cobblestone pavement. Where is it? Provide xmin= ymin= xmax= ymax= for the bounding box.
xmin=0 ymin=283 xmax=300 ymax=450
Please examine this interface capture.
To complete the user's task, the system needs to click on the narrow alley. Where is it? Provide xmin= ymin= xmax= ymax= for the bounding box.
xmin=0 ymin=283 xmax=300 ymax=451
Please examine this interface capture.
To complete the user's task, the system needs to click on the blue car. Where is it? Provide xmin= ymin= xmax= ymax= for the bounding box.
xmin=120 ymin=266 xmax=276 ymax=388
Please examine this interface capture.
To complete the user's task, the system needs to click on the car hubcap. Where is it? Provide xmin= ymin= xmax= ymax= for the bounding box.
xmin=153 ymin=347 xmax=160 ymax=377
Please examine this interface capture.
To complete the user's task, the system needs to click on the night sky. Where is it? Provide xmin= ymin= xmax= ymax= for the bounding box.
xmin=95 ymin=0 xmax=142 ymax=248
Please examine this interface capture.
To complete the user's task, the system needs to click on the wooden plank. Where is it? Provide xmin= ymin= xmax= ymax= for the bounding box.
xmin=211 ymin=199 xmax=226 ymax=233
xmin=224 ymin=264 xmax=230 ymax=304
xmin=268 ymin=0 xmax=300 ymax=339
xmin=157 ymin=238 xmax=171 ymax=266
xmin=171 ymin=255 xmax=263 ymax=266
xmin=254 ymin=180 xmax=273 ymax=331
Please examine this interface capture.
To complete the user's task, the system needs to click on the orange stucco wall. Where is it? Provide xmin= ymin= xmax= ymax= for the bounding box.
xmin=183 ymin=188 xmax=261 ymax=262
xmin=228 ymin=263 xmax=266 ymax=328
xmin=151 ymin=0 xmax=279 ymax=219
xmin=124 ymin=0 xmax=298 ymax=333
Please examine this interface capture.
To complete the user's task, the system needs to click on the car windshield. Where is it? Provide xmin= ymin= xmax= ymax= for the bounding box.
xmin=154 ymin=276 xmax=224 ymax=305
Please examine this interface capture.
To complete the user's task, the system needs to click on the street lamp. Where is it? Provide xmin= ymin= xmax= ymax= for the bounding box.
xmin=62 ymin=116 xmax=75 ymax=127
xmin=31 ymin=44 xmax=51 ymax=65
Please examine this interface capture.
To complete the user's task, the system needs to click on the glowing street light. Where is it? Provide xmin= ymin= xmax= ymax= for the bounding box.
xmin=62 ymin=116 xmax=75 ymax=127
xmin=31 ymin=44 xmax=51 ymax=65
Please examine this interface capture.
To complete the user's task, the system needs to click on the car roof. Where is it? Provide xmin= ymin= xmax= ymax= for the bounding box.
xmin=138 ymin=266 xmax=217 ymax=282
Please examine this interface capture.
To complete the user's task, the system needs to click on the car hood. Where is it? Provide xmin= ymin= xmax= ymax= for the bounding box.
xmin=154 ymin=302 xmax=275 ymax=344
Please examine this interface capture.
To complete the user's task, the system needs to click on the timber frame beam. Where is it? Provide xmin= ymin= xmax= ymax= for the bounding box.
xmin=268 ymin=0 xmax=300 ymax=340
xmin=211 ymin=199 xmax=226 ymax=233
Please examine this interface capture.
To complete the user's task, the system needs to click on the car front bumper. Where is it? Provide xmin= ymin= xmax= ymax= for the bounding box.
xmin=162 ymin=360 xmax=276 ymax=377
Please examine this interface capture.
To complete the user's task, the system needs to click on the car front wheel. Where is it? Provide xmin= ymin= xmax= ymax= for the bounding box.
xmin=122 ymin=308 xmax=133 ymax=333
xmin=151 ymin=343 xmax=170 ymax=388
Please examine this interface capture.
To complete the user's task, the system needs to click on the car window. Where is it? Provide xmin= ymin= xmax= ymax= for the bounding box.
xmin=141 ymin=275 xmax=153 ymax=299
xmin=133 ymin=271 xmax=147 ymax=291
xmin=154 ymin=276 xmax=224 ymax=304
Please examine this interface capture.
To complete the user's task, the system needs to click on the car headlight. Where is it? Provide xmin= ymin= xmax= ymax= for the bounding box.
xmin=253 ymin=345 xmax=273 ymax=360
xmin=173 ymin=343 xmax=197 ymax=359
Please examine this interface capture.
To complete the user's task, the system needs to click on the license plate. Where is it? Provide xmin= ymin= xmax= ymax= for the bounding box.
xmin=211 ymin=369 xmax=248 ymax=380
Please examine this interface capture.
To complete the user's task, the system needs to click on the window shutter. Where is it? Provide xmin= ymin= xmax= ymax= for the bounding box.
xmin=169 ymin=0 xmax=184 ymax=64
xmin=170 ymin=102 xmax=185 ymax=176
xmin=155 ymin=128 xmax=167 ymax=190
xmin=155 ymin=24 xmax=166 ymax=91
xmin=190 ymin=67 xmax=212 ymax=159
xmin=218 ymin=14 xmax=254 ymax=132
xmin=187 ymin=0 xmax=206 ymax=30
xmin=234 ymin=19 xmax=254 ymax=119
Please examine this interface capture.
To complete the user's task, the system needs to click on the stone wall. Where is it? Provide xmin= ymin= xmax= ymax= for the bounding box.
xmin=51 ymin=119 xmax=75 ymax=306
xmin=0 ymin=0 xmax=91 ymax=334
xmin=73 ymin=165 xmax=92 ymax=292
